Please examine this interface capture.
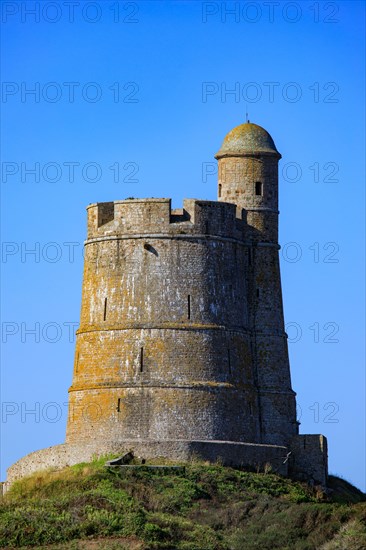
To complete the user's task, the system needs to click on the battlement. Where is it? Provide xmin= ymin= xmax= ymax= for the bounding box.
xmin=86 ymin=198 xmax=246 ymax=241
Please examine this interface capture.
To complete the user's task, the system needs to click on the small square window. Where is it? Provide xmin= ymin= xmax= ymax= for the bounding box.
xmin=255 ymin=182 xmax=263 ymax=196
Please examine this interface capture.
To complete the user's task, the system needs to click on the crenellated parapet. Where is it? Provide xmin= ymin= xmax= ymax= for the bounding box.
xmin=86 ymin=198 xmax=246 ymax=242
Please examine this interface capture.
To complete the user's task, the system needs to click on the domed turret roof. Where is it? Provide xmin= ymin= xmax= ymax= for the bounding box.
xmin=215 ymin=122 xmax=280 ymax=158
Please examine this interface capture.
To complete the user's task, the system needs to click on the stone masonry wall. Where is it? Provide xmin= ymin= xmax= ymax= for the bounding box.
xmin=289 ymin=435 xmax=328 ymax=486
xmin=67 ymin=199 xmax=263 ymax=447
xmin=6 ymin=440 xmax=289 ymax=488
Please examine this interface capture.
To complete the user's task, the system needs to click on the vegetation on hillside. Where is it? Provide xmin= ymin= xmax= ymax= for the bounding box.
xmin=0 ymin=456 xmax=365 ymax=549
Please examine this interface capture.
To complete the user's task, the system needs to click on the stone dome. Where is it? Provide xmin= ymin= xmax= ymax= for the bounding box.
xmin=215 ymin=122 xmax=281 ymax=158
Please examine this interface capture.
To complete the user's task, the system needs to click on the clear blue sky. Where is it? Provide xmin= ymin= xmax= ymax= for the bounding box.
xmin=1 ymin=1 xmax=365 ymax=490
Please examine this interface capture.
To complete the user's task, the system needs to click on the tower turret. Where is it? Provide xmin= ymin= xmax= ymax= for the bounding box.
xmin=215 ymin=121 xmax=280 ymax=243
xmin=216 ymin=122 xmax=298 ymax=445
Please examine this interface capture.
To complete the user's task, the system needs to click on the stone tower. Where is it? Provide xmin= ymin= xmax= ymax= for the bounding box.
xmin=6 ymin=121 xmax=328 ymax=488
xmin=66 ymin=197 xmax=261 ymax=448
xmin=215 ymin=122 xmax=297 ymax=446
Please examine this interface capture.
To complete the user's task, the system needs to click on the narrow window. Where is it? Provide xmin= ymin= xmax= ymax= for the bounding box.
xmin=249 ymin=403 xmax=253 ymax=415
xmin=227 ymin=348 xmax=231 ymax=374
xmin=255 ymin=181 xmax=263 ymax=196
xmin=218 ymin=184 xmax=222 ymax=198
xmin=248 ymin=248 xmax=252 ymax=265
xmin=256 ymin=288 xmax=260 ymax=298
xmin=103 ymin=297 xmax=107 ymax=321
xmin=117 ymin=398 xmax=121 ymax=413
xmin=140 ymin=347 xmax=144 ymax=372
xmin=75 ymin=352 xmax=79 ymax=373
xmin=187 ymin=295 xmax=191 ymax=320
xmin=144 ymin=243 xmax=158 ymax=256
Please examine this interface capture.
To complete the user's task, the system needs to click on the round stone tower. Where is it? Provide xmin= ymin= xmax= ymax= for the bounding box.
xmin=66 ymin=198 xmax=262 ymax=451
xmin=215 ymin=122 xmax=298 ymax=445
xmin=6 ymin=120 xmax=328 ymax=488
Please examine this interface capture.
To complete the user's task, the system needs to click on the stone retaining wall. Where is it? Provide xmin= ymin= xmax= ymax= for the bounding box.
xmin=6 ymin=439 xmax=289 ymax=487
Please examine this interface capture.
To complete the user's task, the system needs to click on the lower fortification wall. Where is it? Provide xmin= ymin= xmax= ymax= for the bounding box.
xmin=4 ymin=435 xmax=328 ymax=493
xmin=6 ymin=440 xmax=289 ymax=488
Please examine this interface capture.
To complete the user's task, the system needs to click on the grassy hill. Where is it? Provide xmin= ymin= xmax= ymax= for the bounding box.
xmin=1 ymin=456 xmax=365 ymax=549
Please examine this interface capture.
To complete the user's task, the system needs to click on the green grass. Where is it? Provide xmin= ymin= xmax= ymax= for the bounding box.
xmin=1 ymin=456 xmax=365 ymax=549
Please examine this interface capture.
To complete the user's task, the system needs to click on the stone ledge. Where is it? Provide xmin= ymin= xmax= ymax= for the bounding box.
xmin=84 ymin=233 xmax=250 ymax=245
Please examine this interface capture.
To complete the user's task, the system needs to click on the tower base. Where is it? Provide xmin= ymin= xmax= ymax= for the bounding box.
xmin=4 ymin=435 xmax=328 ymax=494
